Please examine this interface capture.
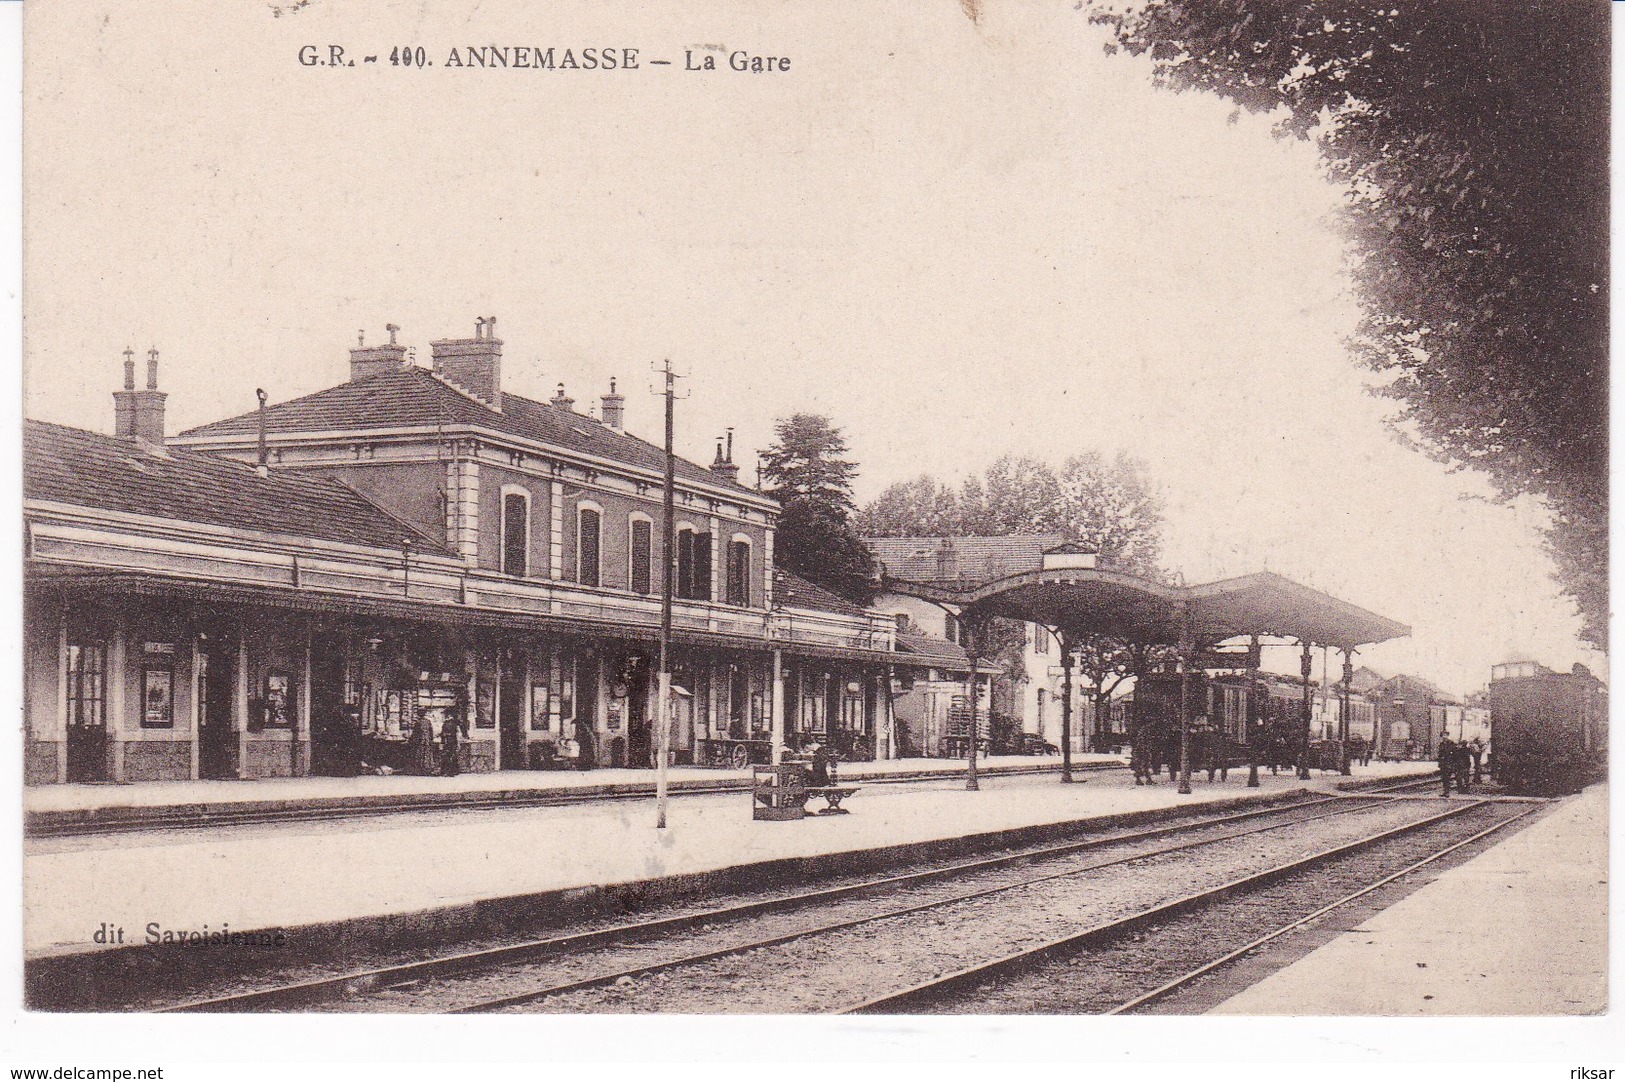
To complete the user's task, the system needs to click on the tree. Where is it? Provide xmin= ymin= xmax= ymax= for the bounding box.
xmin=856 ymin=475 xmax=962 ymax=537
xmin=1088 ymin=0 xmax=1608 ymax=647
xmin=1054 ymin=451 xmax=1166 ymax=578
xmin=860 ymin=451 xmax=1173 ymax=735
xmin=759 ymin=414 xmax=877 ymax=603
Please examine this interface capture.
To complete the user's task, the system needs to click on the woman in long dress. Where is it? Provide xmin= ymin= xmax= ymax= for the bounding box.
xmin=409 ymin=711 xmax=438 ymax=776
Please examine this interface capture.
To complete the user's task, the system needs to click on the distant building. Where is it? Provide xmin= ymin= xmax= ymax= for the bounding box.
xmin=868 ymin=536 xmax=1073 ymax=757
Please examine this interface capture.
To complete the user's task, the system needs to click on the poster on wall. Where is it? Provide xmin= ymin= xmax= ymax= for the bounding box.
xmin=264 ymin=672 xmax=293 ymax=728
xmin=141 ymin=666 xmax=172 ymax=728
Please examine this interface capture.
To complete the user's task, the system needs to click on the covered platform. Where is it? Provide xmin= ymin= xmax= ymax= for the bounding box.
xmin=878 ymin=542 xmax=1411 ymax=789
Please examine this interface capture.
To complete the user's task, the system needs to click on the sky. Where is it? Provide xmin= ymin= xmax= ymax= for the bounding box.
xmin=21 ymin=0 xmax=1603 ymax=696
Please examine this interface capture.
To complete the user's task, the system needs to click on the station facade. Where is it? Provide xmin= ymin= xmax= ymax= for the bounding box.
xmin=24 ymin=325 xmax=903 ymax=785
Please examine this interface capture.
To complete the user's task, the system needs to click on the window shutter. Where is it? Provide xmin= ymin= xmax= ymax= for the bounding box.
xmin=502 ymin=494 xmax=528 ymax=576
xmin=677 ymin=529 xmax=695 ymax=599
xmin=728 ymin=540 xmax=750 ymax=606
xmin=631 ymin=519 xmax=652 ymax=595
xmin=694 ymin=532 xmax=712 ymax=600
xmin=578 ymin=509 xmax=601 ymax=587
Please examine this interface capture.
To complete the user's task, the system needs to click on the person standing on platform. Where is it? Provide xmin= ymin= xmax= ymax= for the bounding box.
xmin=1469 ymin=738 xmax=1485 ymax=784
xmin=409 ymin=710 xmax=438 ymax=776
xmin=441 ymin=709 xmax=468 ymax=778
xmin=1453 ymin=741 xmax=1474 ymax=793
xmin=1437 ymin=734 xmax=1458 ymax=797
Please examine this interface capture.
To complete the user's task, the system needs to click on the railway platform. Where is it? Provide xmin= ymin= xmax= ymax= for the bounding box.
xmin=1212 ymin=782 xmax=1607 ymax=1015
xmin=24 ymin=760 xmax=1434 ymax=965
xmin=25 ymin=753 xmax=1128 ymax=835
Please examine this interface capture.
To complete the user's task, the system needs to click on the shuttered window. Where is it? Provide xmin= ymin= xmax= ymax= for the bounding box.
xmin=630 ymin=518 xmax=652 ymax=595
xmin=502 ymin=493 xmax=528 ymax=577
xmin=676 ymin=528 xmax=713 ymax=600
xmin=693 ymin=531 xmax=711 ymax=600
xmin=577 ymin=508 xmax=601 ymax=587
xmin=727 ymin=539 xmax=750 ymax=606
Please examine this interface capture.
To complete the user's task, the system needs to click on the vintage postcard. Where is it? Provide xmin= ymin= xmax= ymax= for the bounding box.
xmin=11 ymin=0 xmax=1615 ymax=1073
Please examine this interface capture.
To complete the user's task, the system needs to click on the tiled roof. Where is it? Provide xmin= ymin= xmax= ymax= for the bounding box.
xmin=25 ymin=420 xmax=454 ymax=557
xmin=179 ymin=366 xmax=764 ymax=499
xmin=772 ymin=568 xmax=869 ymax=617
xmin=865 ymin=534 xmax=1069 ymax=585
xmin=895 ymin=630 xmax=969 ymax=668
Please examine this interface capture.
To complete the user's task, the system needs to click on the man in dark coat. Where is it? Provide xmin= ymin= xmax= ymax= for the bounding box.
xmin=1437 ymin=735 xmax=1458 ymax=797
xmin=1453 ymin=741 xmax=1474 ymax=793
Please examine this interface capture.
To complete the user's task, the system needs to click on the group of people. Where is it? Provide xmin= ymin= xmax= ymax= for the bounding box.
xmin=1436 ymin=734 xmax=1485 ymax=796
xmin=406 ymin=710 xmax=469 ymax=777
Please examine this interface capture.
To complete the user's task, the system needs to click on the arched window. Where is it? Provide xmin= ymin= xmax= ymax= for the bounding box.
xmin=629 ymin=515 xmax=653 ymax=595
xmin=501 ymin=489 xmax=529 ymax=577
xmin=577 ymin=505 xmax=601 ymax=587
xmin=726 ymin=536 xmax=751 ymax=606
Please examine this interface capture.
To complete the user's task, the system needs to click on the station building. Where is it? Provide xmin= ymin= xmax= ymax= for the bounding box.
xmin=24 ymin=324 xmax=905 ymax=785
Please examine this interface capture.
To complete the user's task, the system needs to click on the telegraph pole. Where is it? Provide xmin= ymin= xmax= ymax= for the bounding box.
xmin=654 ymin=360 xmax=682 ymax=829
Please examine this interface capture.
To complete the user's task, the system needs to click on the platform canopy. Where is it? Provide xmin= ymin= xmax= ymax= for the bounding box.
xmin=872 ymin=539 xmax=1409 ymax=651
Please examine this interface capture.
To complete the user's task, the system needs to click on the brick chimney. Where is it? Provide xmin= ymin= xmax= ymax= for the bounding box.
xmin=114 ymin=347 xmax=167 ymax=445
xmin=550 ymin=382 xmax=575 ymax=412
xmin=600 ymin=377 xmax=625 ymax=430
xmin=710 ymin=428 xmax=740 ymax=483
xmin=429 ymin=316 xmax=502 ymax=408
xmin=349 ymin=323 xmax=409 ymax=382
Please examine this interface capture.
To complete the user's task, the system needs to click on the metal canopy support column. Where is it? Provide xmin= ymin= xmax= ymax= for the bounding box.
xmin=1339 ymin=649 xmax=1354 ymax=775
xmin=964 ymin=618 xmax=980 ymax=792
xmin=1059 ymin=629 xmax=1075 ymax=784
xmin=1298 ymin=640 xmax=1314 ymax=780
xmin=1246 ymin=633 xmax=1261 ymax=788
xmin=1177 ymin=602 xmax=1192 ymax=796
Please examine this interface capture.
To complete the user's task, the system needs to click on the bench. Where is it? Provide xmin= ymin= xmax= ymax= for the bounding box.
xmin=804 ymin=785 xmax=859 ymax=814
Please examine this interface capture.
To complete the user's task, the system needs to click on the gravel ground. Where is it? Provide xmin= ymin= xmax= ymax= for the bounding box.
xmin=924 ymin=801 xmax=1528 ymax=1014
xmin=113 ymin=794 xmax=1312 ymax=1010
xmin=351 ymin=798 xmax=1445 ymax=1014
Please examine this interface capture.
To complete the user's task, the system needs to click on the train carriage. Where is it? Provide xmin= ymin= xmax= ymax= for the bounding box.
xmin=1488 ymin=661 xmax=1607 ymax=795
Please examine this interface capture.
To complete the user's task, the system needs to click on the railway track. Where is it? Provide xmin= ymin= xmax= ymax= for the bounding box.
xmin=853 ymin=799 xmax=1534 ymax=1014
xmin=155 ymin=779 xmax=1453 ymax=1014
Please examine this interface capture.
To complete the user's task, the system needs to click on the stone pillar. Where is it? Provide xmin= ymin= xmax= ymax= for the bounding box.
xmin=235 ymin=625 xmax=250 ymax=779
xmin=55 ymin=620 xmax=69 ymax=784
xmin=190 ymin=633 xmax=203 ymax=780
xmin=770 ymin=649 xmax=785 ymax=764
xmin=107 ymin=625 xmax=127 ymax=783
xmin=549 ymin=480 xmax=565 ymax=582
xmin=297 ymin=624 xmax=313 ymax=776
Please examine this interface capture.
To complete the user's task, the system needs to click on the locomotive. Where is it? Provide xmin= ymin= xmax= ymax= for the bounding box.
xmin=1488 ymin=661 xmax=1607 ymax=795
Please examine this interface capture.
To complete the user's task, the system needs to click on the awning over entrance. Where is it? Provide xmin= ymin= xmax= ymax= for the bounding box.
xmin=888 ymin=568 xmax=1409 ymax=650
